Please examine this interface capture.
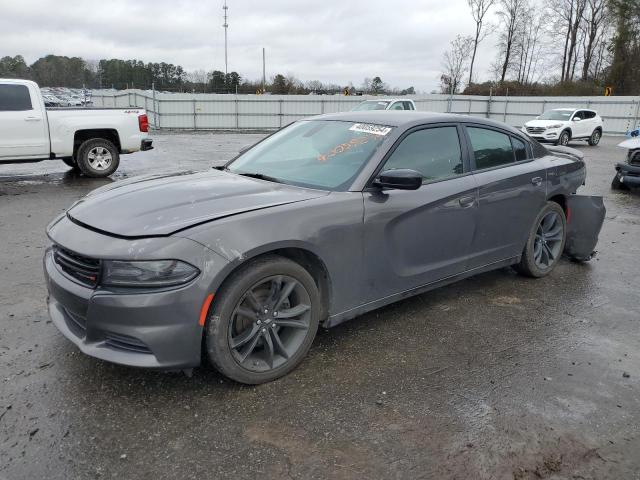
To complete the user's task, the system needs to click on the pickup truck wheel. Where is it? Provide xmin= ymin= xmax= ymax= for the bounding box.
xmin=515 ymin=202 xmax=566 ymax=278
xmin=62 ymin=157 xmax=80 ymax=171
xmin=76 ymin=139 xmax=119 ymax=177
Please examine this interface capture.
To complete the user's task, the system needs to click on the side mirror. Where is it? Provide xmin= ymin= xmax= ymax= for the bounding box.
xmin=535 ymin=116 xmax=539 ymax=120
xmin=572 ymin=117 xmax=581 ymax=122
xmin=374 ymin=169 xmax=423 ymax=190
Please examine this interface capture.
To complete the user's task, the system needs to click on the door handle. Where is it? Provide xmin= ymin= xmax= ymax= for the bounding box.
xmin=531 ymin=176 xmax=543 ymax=186
xmin=25 ymin=116 xmax=42 ymax=122
xmin=458 ymin=195 xmax=475 ymax=207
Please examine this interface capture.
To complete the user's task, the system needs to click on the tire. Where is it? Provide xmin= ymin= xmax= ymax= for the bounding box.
xmin=61 ymin=157 xmax=80 ymax=170
xmin=556 ymin=130 xmax=571 ymax=146
xmin=588 ymin=129 xmax=602 ymax=146
xmin=515 ymin=202 xmax=567 ymax=278
xmin=76 ymin=138 xmax=120 ymax=177
xmin=206 ymin=255 xmax=321 ymax=384
xmin=611 ymin=174 xmax=629 ymax=190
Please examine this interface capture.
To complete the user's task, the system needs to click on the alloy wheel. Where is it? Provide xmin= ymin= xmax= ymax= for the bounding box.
xmin=559 ymin=132 xmax=570 ymax=146
xmin=533 ymin=211 xmax=564 ymax=269
xmin=87 ymin=146 xmax=113 ymax=171
xmin=228 ymin=275 xmax=311 ymax=372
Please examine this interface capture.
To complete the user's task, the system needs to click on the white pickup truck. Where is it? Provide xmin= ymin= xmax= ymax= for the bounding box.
xmin=0 ymin=79 xmax=152 ymax=177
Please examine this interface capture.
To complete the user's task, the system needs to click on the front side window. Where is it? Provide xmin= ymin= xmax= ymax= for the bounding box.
xmin=382 ymin=126 xmax=464 ymax=182
xmin=228 ymin=120 xmax=393 ymax=191
xmin=467 ymin=127 xmax=515 ymax=169
xmin=0 ymin=84 xmax=32 ymax=111
xmin=389 ymin=102 xmax=405 ymax=110
xmin=512 ymin=137 xmax=529 ymax=162
xmin=403 ymin=101 xmax=414 ymax=110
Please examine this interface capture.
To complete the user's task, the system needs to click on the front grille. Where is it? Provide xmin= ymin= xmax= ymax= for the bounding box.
xmin=105 ymin=332 xmax=152 ymax=354
xmin=526 ymin=126 xmax=546 ymax=134
xmin=53 ymin=246 xmax=101 ymax=287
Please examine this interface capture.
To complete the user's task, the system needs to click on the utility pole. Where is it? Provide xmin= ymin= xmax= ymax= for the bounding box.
xmin=223 ymin=0 xmax=229 ymax=78
xmin=262 ymin=47 xmax=266 ymax=93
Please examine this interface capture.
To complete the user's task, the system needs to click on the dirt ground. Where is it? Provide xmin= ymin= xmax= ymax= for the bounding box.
xmin=1 ymin=132 xmax=639 ymax=480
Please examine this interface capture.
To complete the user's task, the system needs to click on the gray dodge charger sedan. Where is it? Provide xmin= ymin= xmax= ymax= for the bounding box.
xmin=44 ymin=111 xmax=603 ymax=384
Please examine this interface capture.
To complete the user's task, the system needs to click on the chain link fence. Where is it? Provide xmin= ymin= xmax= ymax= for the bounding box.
xmin=91 ymin=90 xmax=640 ymax=135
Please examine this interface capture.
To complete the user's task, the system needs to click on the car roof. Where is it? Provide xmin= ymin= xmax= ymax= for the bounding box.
xmin=308 ymin=110 xmax=523 ymax=134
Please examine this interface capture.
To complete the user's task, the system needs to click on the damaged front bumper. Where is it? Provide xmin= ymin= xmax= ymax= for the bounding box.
xmin=614 ymin=162 xmax=640 ymax=188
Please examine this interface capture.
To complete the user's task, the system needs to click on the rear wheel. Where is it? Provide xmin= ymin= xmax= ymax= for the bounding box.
xmin=76 ymin=138 xmax=120 ymax=177
xmin=515 ymin=202 xmax=566 ymax=278
xmin=206 ymin=255 xmax=321 ymax=384
xmin=588 ymin=129 xmax=601 ymax=146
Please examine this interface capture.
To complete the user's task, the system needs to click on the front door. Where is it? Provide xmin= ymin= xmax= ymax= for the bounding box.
xmin=0 ymin=83 xmax=48 ymax=160
xmin=464 ymin=125 xmax=547 ymax=269
xmin=362 ymin=124 xmax=478 ymax=302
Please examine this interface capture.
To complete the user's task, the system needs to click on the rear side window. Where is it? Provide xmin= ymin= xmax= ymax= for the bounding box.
xmin=467 ymin=127 xmax=515 ymax=169
xmin=583 ymin=111 xmax=596 ymax=119
xmin=383 ymin=126 xmax=464 ymax=181
xmin=0 ymin=84 xmax=33 ymax=111
xmin=512 ymin=137 xmax=529 ymax=161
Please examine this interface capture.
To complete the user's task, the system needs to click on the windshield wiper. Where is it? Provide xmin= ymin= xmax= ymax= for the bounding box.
xmin=236 ymin=172 xmax=283 ymax=184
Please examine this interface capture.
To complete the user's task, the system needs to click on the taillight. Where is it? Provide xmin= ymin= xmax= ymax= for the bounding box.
xmin=138 ymin=114 xmax=149 ymax=132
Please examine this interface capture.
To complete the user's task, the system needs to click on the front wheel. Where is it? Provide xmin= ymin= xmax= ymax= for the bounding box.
xmin=206 ymin=255 xmax=321 ymax=384
xmin=515 ymin=202 xmax=567 ymax=278
xmin=76 ymin=138 xmax=120 ymax=177
xmin=588 ymin=129 xmax=601 ymax=146
xmin=556 ymin=130 xmax=570 ymax=146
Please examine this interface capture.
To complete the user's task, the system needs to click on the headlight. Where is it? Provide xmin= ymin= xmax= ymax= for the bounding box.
xmin=549 ymin=124 xmax=562 ymax=129
xmin=101 ymin=260 xmax=200 ymax=287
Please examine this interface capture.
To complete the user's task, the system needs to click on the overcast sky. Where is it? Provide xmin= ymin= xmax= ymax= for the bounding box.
xmin=0 ymin=0 xmax=504 ymax=92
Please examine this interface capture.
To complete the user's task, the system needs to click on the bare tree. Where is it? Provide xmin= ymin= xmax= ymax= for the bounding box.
xmin=496 ymin=0 xmax=528 ymax=83
xmin=467 ymin=0 xmax=495 ymax=85
xmin=513 ymin=7 xmax=545 ymax=84
xmin=185 ymin=69 xmax=209 ymax=85
xmin=441 ymin=35 xmax=475 ymax=93
xmin=580 ymin=0 xmax=609 ymax=80
xmin=549 ymin=0 xmax=588 ymax=81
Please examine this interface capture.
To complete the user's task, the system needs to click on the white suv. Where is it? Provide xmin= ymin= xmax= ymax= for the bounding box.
xmin=522 ymin=108 xmax=603 ymax=146
xmin=351 ymin=99 xmax=416 ymax=111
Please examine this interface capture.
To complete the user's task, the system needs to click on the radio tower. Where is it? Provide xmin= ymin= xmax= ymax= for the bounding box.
xmin=223 ymin=0 xmax=229 ymax=78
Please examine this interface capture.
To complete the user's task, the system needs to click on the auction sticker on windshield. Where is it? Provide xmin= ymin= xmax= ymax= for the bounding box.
xmin=349 ymin=123 xmax=392 ymax=136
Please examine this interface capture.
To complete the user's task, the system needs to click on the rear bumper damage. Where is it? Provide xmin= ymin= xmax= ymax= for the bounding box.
xmin=564 ymin=195 xmax=606 ymax=261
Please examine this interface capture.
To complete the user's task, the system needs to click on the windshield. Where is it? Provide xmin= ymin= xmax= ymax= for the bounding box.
xmin=352 ymin=100 xmax=390 ymax=111
xmin=539 ymin=110 xmax=573 ymax=120
xmin=227 ymin=120 xmax=393 ymax=190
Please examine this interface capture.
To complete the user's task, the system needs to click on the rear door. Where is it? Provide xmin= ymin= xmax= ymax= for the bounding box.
xmin=0 ymin=83 xmax=49 ymax=159
xmin=362 ymin=124 xmax=478 ymax=301
xmin=463 ymin=124 xmax=547 ymax=269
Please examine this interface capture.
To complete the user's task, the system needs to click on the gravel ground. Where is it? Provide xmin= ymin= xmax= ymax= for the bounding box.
xmin=1 ymin=132 xmax=639 ymax=480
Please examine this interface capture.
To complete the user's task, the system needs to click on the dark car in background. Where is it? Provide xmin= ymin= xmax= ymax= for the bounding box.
xmin=44 ymin=111 xmax=604 ymax=384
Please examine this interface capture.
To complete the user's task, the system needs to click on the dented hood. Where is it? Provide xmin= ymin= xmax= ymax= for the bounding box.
xmin=67 ymin=169 xmax=328 ymax=237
